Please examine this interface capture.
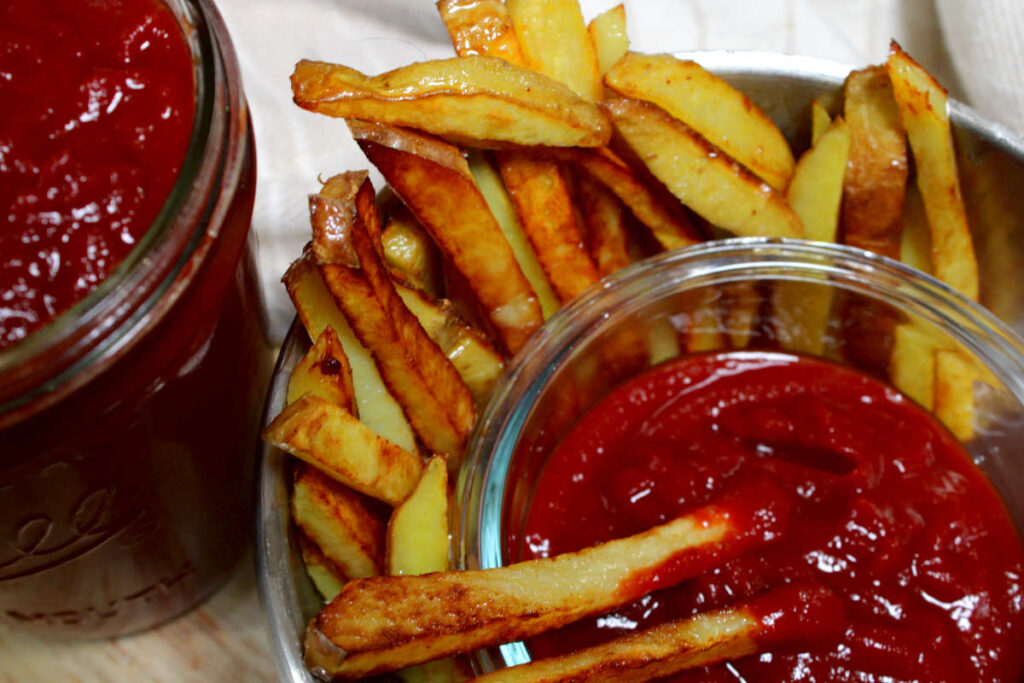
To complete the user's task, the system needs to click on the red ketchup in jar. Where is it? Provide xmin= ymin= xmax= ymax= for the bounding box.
xmin=519 ymin=351 xmax=1024 ymax=682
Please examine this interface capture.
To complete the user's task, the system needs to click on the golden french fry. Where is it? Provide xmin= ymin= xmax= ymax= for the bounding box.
xmin=265 ymin=394 xmax=424 ymax=507
xmin=507 ymin=0 xmax=602 ymax=102
xmin=496 ymin=152 xmax=600 ymax=302
xmin=841 ymin=65 xmax=908 ymax=259
xmin=297 ymin=531 xmax=349 ymax=602
xmin=436 ymin=0 xmax=523 ymax=64
xmin=810 ymin=98 xmax=831 ymax=145
xmin=386 ymin=455 xmax=449 ymax=576
xmin=292 ymin=465 xmax=386 ymax=582
xmin=350 ymin=121 xmax=544 ymax=354
xmin=305 ymin=486 xmax=784 ymax=678
xmin=549 ymin=146 xmax=702 ymax=251
xmin=900 ymin=183 xmax=933 ymax=275
xmin=381 ymin=202 xmax=443 ymax=295
xmin=394 ymin=281 xmax=505 ymax=409
xmin=291 ymin=56 xmax=609 ymax=149
xmin=886 ymin=41 xmax=979 ymax=300
xmin=572 ymin=171 xmax=633 ymax=276
xmin=603 ymin=97 xmax=802 ymax=239
xmin=474 ymin=583 xmax=843 ymax=683
xmin=286 ymin=326 xmax=356 ymax=412
xmin=605 ymin=52 xmax=795 ymax=191
xmin=890 ymin=324 xmax=937 ymax=410
xmin=934 ymin=349 xmax=976 ymax=441
xmin=588 ymin=4 xmax=628 ymax=77
xmin=467 ymin=151 xmax=560 ymax=320
xmin=283 ymin=255 xmax=419 ymax=454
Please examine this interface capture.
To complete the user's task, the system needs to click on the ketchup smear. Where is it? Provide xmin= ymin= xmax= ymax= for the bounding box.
xmin=0 ymin=0 xmax=194 ymax=349
xmin=519 ymin=351 xmax=1024 ymax=682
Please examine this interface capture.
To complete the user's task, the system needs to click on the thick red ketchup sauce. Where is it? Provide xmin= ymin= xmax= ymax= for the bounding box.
xmin=519 ymin=351 xmax=1024 ymax=682
xmin=0 ymin=0 xmax=194 ymax=348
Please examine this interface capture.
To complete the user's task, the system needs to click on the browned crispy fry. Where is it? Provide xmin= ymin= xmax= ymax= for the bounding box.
xmin=312 ymin=172 xmax=477 ymax=459
xmin=886 ymin=41 xmax=978 ymax=300
xmin=507 ymin=0 xmax=602 ymax=102
xmin=605 ymin=53 xmax=795 ymax=191
xmin=349 ymin=120 xmax=543 ymax=355
xmin=603 ymin=97 xmax=802 ymax=239
xmin=496 ymin=153 xmax=600 ymax=302
xmin=394 ymin=282 xmax=505 ymax=408
xmin=287 ymin=326 xmax=356 ymax=412
xmin=474 ymin=583 xmax=843 ymax=683
xmin=549 ymin=146 xmax=702 ymax=251
xmin=841 ymin=65 xmax=908 ymax=259
xmin=290 ymin=56 xmax=610 ymax=149
xmin=282 ymin=255 xmax=419 ymax=453
xmin=436 ymin=0 xmax=523 ymax=63
xmin=293 ymin=465 xmax=385 ymax=583
xmin=264 ymin=395 xmax=424 ymax=506
xmin=572 ymin=171 xmax=633 ymax=276
xmin=305 ymin=484 xmax=788 ymax=679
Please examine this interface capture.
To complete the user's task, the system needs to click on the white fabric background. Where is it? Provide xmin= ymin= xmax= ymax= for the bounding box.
xmin=212 ymin=0 xmax=1024 ymax=342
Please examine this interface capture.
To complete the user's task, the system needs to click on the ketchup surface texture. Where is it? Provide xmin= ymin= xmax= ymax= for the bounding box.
xmin=0 ymin=0 xmax=194 ymax=349
xmin=519 ymin=351 xmax=1024 ymax=682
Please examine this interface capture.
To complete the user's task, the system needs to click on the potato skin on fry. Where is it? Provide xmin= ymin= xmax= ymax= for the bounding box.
xmin=291 ymin=56 xmax=610 ymax=149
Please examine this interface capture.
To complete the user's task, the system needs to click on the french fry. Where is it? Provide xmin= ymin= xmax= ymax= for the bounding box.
xmin=314 ymin=173 xmax=477 ymax=459
xmin=886 ymin=41 xmax=979 ymax=300
xmin=394 ymin=281 xmax=505 ymax=409
xmin=436 ymin=0 xmax=522 ymax=64
xmin=603 ymin=97 xmax=802 ymax=239
xmin=386 ymin=455 xmax=449 ymax=576
xmin=467 ymin=151 xmax=560 ymax=320
xmin=350 ymin=121 xmax=544 ymax=355
xmin=605 ymin=53 xmax=795 ymax=191
xmin=772 ymin=117 xmax=850 ymax=355
xmin=507 ymin=0 xmax=602 ymax=102
xmin=721 ymin=282 xmax=760 ymax=350
xmin=900 ymin=183 xmax=933 ymax=275
xmin=283 ymin=255 xmax=419 ymax=454
xmin=588 ymin=4 xmax=628 ymax=78
xmin=572 ymin=171 xmax=633 ymax=276
xmin=474 ymin=583 xmax=843 ymax=683
xmin=286 ymin=326 xmax=356 ymax=411
xmin=264 ymin=395 xmax=424 ymax=507
xmin=439 ymin=0 xmax=600 ymax=305
xmin=291 ymin=56 xmax=609 ymax=149
xmin=297 ymin=531 xmax=349 ymax=602
xmin=549 ymin=146 xmax=702 ymax=251
xmin=305 ymin=484 xmax=787 ymax=678
xmin=496 ymin=152 xmax=601 ymax=302
xmin=292 ymin=465 xmax=386 ymax=581
xmin=381 ymin=203 xmax=442 ymax=295
xmin=810 ymin=98 xmax=831 ymax=145
xmin=684 ymin=289 xmax=726 ymax=353
xmin=889 ymin=324 xmax=936 ymax=410
xmin=934 ymin=349 xmax=976 ymax=441
xmin=841 ymin=65 xmax=908 ymax=259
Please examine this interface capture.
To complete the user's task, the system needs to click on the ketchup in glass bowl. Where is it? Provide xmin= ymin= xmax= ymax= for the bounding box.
xmin=0 ymin=0 xmax=271 ymax=638
xmin=457 ymin=239 xmax=1024 ymax=681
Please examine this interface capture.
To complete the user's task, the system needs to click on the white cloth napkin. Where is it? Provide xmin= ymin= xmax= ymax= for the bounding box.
xmin=212 ymin=0 xmax=1024 ymax=341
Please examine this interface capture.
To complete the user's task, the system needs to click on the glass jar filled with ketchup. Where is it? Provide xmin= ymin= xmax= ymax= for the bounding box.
xmin=458 ymin=240 xmax=1024 ymax=681
xmin=0 ymin=0 xmax=271 ymax=637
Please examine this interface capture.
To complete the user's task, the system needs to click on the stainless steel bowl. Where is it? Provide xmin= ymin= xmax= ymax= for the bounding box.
xmin=255 ymin=51 xmax=1024 ymax=682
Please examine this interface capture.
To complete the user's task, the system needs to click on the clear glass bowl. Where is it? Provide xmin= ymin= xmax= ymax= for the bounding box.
xmin=455 ymin=238 xmax=1024 ymax=672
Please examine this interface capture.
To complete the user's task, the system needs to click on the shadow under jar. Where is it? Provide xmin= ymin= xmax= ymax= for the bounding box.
xmin=0 ymin=0 xmax=271 ymax=638
xmin=457 ymin=240 xmax=1024 ymax=681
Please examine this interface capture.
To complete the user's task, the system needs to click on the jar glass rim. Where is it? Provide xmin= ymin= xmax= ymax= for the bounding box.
xmin=0 ymin=0 xmax=238 ymax=415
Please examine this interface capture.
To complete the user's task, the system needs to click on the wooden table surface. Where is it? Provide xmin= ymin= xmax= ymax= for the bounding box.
xmin=0 ymin=556 xmax=277 ymax=682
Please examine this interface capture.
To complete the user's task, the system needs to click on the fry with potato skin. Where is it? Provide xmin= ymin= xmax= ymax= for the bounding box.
xmin=350 ymin=121 xmax=543 ymax=354
xmin=841 ymin=65 xmax=908 ymax=259
xmin=886 ymin=41 xmax=979 ymax=300
xmin=473 ymin=583 xmax=844 ymax=683
xmin=305 ymin=483 xmax=789 ymax=679
xmin=603 ymin=97 xmax=802 ymax=239
xmin=605 ymin=53 xmax=795 ymax=191
xmin=264 ymin=394 xmax=424 ymax=507
xmin=291 ymin=56 xmax=610 ymax=149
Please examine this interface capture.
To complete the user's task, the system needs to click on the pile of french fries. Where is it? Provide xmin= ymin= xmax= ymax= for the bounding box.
xmin=262 ymin=1 xmax=989 ymax=680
